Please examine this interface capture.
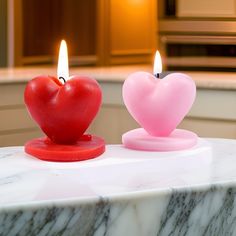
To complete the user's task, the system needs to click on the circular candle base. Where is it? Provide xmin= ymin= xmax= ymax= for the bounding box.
xmin=25 ymin=135 xmax=105 ymax=162
xmin=122 ymin=128 xmax=198 ymax=151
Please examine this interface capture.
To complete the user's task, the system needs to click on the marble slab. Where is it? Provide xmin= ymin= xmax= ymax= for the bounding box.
xmin=0 ymin=138 xmax=236 ymax=235
xmin=1 ymin=65 xmax=236 ymax=90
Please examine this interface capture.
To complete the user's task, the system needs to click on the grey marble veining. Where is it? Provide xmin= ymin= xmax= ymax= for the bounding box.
xmin=1 ymin=186 xmax=236 ymax=235
xmin=0 ymin=139 xmax=236 ymax=235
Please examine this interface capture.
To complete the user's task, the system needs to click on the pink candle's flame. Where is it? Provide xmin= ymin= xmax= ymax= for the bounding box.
xmin=153 ymin=50 xmax=162 ymax=78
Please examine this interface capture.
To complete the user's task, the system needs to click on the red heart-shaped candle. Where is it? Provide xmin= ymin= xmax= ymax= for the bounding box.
xmin=24 ymin=75 xmax=102 ymax=144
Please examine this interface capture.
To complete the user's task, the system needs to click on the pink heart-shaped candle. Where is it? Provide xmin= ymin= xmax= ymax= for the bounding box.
xmin=123 ymin=72 xmax=196 ymax=137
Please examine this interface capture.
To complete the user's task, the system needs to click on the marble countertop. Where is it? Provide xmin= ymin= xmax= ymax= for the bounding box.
xmin=2 ymin=138 xmax=236 ymax=235
xmin=0 ymin=138 xmax=235 ymax=206
xmin=0 ymin=65 xmax=236 ymax=90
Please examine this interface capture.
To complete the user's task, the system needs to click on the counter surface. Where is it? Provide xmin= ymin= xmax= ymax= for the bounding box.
xmin=1 ymin=139 xmax=236 ymax=235
xmin=0 ymin=65 xmax=236 ymax=89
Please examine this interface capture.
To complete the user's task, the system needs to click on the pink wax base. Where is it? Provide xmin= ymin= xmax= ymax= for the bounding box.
xmin=122 ymin=128 xmax=198 ymax=151
xmin=25 ymin=135 xmax=105 ymax=162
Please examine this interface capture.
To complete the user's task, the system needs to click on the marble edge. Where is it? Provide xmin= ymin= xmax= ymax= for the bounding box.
xmin=2 ymin=180 xmax=236 ymax=211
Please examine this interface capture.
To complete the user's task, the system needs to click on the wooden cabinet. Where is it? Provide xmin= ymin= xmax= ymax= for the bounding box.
xmin=13 ymin=0 xmax=97 ymax=66
xmin=91 ymin=86 xmax=236 ymax=143
xmin=178 ymin=0 xmax=236 ymax=17
xmin=0 ymin=83 xmax=43 ymax=146
xmin=0 ymin=0 xmax=7 ymax=67
xmin=100 ymin=0 xmax=157 ymax=65
xmin=1 ymin=78 xmax=236 ymax=146
xmin=11 ymin=0 xmax=157 ymax=66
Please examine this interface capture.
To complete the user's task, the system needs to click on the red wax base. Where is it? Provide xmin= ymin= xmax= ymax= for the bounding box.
xmin=24 ymin=135 xmax=105 ymax=162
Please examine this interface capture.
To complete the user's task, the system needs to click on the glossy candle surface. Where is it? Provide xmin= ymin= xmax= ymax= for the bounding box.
xmin=24 ymin=75 xmax=102 ymax=144
xmin=123 ymin=72 xmax=196 ymax=137
xmin=24 ymin=40 xmax=105 ymax=161
xmin=122 ymin=51 xmax=198 ymax=151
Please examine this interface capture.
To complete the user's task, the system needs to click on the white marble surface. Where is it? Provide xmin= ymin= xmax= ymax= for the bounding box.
xmin=1 ymin=65 xmax=236 ymax=89
xmin=0 ymin=138 xmax=212 ymax=206
xmin=1 ymin=138 xmax=236 ymax=235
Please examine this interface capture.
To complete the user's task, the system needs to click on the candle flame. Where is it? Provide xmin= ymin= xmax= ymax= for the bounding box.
xmin=153 ymin=50 xmax=162 ymax=76
xmin=57 ymin=40 xmax=69 ymax=83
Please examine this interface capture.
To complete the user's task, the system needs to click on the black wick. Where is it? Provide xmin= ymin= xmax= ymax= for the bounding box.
xmin=59 ymin=76 xmax=66 ymax=83
xmin=154 ymin=73 xmax=160 ymax=79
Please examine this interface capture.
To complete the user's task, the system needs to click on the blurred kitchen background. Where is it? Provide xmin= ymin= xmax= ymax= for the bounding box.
xmin=1 ymin=0 xmax=236 ymax=146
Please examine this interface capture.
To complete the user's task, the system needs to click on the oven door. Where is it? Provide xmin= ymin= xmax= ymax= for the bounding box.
xmin=160 ymin=35 xmax=236 ymax=71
